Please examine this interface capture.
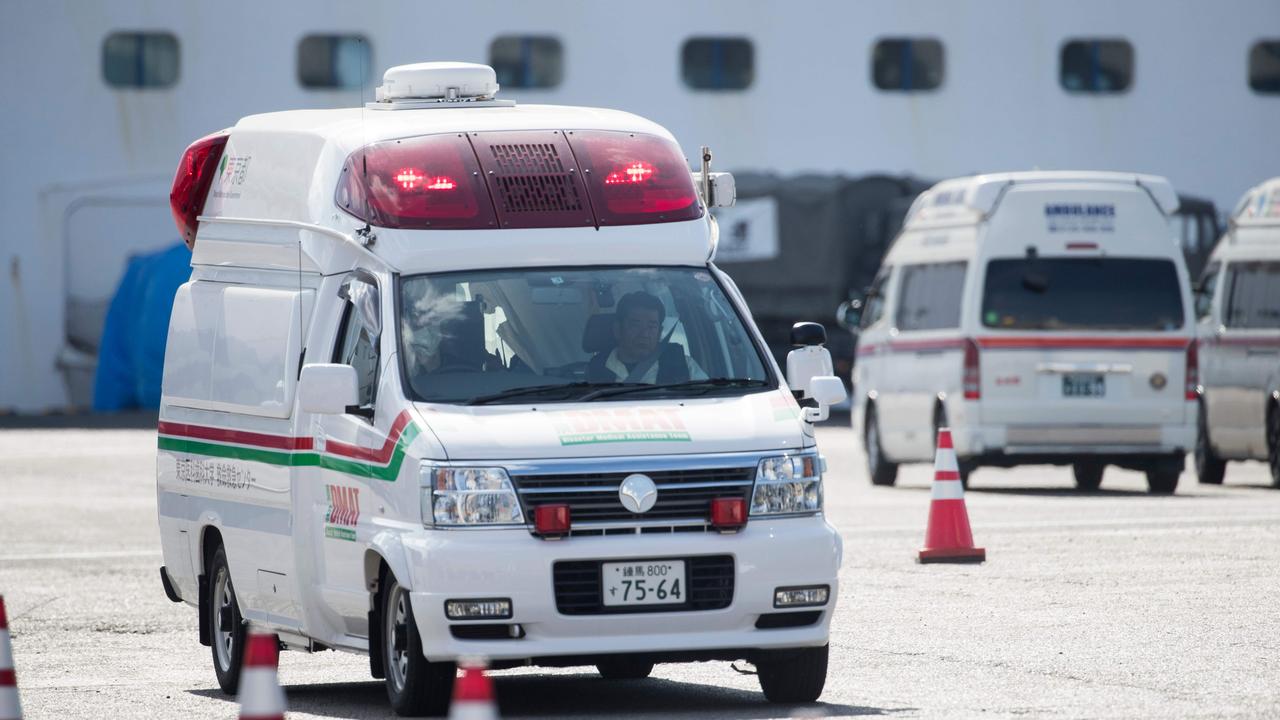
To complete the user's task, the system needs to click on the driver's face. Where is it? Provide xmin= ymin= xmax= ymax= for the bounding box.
xmin=615 ymin=309 xmax=662 ymax=360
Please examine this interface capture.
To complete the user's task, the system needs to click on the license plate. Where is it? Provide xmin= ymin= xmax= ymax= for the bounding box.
xmin=602 ymin=560 xmax=686 ymax=607
xmin=1062 ymin=373 xmax=1106 ymax=397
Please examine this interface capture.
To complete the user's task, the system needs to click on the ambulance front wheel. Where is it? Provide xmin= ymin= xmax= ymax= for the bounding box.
xmin=756 ymin=644 xmax=828 ymax=704
xmin=208 ymin=545 xmax=246 ymax=695
xmin=864 ymin=405 xmax=898 ymax=486
xmin=381 ymin=575 xmax=454 ymax=717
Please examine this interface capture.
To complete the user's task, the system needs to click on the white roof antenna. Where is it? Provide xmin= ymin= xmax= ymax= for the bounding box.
xmin=369 ymin=62 xmax=515 ymax=110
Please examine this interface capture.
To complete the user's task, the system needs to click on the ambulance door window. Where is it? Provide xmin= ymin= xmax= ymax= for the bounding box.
xmin=334 ymin=277 xmax=382 ymax=409
xmin=1195 ymin=263 xmax=1220 ymax=321
xmin=896 ymin=262 xmax=966 ymax=332
xmin=861 ymin=267 xmax=892 ymax=330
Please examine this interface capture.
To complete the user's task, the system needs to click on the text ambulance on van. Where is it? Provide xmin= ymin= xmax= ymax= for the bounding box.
xmin=840 ymin=172 xmax=1196 ymax=494
xmin=1192 ymin=177 xmax=1280 ymax=487
xmin=155 ymin=62 xmax=846 ymax=715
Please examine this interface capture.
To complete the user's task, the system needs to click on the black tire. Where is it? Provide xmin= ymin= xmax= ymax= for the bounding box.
xmin=757 ymin=644 xmax=828 ymax=704
xmin=1267 ymin=402 xmax=1280 ymax=489
xmin=933 ymin=406 xmax=972 ymax=488
xmin=595 ymin=657 xmax=655 ymax=680
xmin=207 ymin=545 xmax=247 ymax=696
xmin=1072 ymin=462 xmax=1105 ymax=491
xmin=382 ymin=574 xmax=454 ymax=717
xmin=1195 ymin=402 xmax=1227 ymax=485
xmin=1146 ymin=469 xmax=1180 ymax=495
xmin=865 ymin=406 xmax=898 ymax=487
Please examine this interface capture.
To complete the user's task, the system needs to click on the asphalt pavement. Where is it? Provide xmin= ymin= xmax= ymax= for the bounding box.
xmin=1 ymin=423 xmax=1277 ymax=719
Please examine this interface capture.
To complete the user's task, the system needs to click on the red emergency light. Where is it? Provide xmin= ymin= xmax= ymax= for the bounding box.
xmin=710 ymin=497 xmax=746 ymax=531
xmin=169 ymin=130 xmax=229 ymax=249
xmin=335 ymin=130 xmax=702 ymax=230
xmin=335 ymin=134 xmax=496 ymax=230
xmin=534 ymin=504 xmax=571 ymax=536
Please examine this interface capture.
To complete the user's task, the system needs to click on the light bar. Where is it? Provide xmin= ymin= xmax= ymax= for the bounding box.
xmin=445 ymin=598 xmax=513 ymax=620
xmin=773 ymin=585 xmax=830 ymax=608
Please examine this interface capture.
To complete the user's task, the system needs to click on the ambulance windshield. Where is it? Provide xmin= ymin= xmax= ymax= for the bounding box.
xmin=398 ymin=267 xmax=772 ymax=404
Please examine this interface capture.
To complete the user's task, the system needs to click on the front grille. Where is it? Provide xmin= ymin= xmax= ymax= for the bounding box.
xmin=553 ymin=555 xmax=735 ymax=615
xmin=512 ymin=467 xmax=755 ymax=527
xmin=470 ymin=131 xmax=592 ymax=228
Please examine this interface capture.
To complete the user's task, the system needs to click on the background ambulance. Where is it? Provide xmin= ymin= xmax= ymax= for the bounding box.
xmin=841 ymin=172 xmax=1196 ymax=494
xmin=1193 ymin=178 xmax=1280 ymax=487
xmin=154 ymin=62 xmax=845 ymax=715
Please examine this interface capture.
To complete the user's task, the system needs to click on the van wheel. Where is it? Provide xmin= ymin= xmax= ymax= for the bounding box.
xmin=933 ymin=407 xmax=971 ymax=488
xmin=1072 ymin=462 xmax=1105 ymax=491
xmin=756 ymin=644 xmax=828 ymax=704
xmin=1267 ymin=402 xmax=1280 ymax=488
xmin=596 ymin=657 xmax=655 ymax=680
xmin=865 ymin=407 xmax=898 ymax=486
xmin=1145 ymin=469 xmax=1180 ymax=495
xmin=208 ymin=545 xmax=246 ymax=695
xmin=382 ymin=575 xmax=454 ymax=716
xmin=1194 ymin=403 xmax=1226 ymax=485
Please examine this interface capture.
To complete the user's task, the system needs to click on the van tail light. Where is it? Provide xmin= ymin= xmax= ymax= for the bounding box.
xmin=169 ymin=130 xmax=229 ymax=249
xmin=335 ymin=134 xmax=496 ymax=230
xmin=1185 ymin=341 xmax=1199 ymax=400
xmin=569 ymin=131 xmax=703 ymax=225
xmin=963 ymin=338 xmax=981 ymax=400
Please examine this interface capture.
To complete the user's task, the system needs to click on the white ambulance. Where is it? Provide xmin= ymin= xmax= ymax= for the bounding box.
xmin=840 ymin=172 xmax=1196 ymax=494
xmin=1192 ymin=178 xmax=1280 ymax=487
xmin=154 ymin=62 xmax=846 ymax=715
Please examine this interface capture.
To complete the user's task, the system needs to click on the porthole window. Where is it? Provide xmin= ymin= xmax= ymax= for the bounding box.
xmin=1248 ymin=40 xmax=1280 ymax=93
xmin=872 ymin=38 xmax=944 ymax=91
xmin=298 ymin=34 xmax=371 ymax=90
xmin=681 ymin=37 xmax=754 ymax=91
xmin=1060 ymin=39 xmax=1133 ymax=93
xmin=489 ymin=36 xmax=563 ymax=89
xmin=102 ymin=32 xmax=179 ymax=89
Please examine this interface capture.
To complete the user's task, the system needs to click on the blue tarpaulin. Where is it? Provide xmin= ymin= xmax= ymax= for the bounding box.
xmin=92 ymin=242 xmax=192 ymax=411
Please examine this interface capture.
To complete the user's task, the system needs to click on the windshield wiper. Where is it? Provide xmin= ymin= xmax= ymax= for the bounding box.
xmin=581 ymin=377 xmax=770 ymax=401
xmin=466 ymin=382 xmax=646 ymax=406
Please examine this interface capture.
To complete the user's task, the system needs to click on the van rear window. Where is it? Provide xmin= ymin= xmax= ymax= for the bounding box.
xmin=982 ymin=258 xmax=1184 ymax=331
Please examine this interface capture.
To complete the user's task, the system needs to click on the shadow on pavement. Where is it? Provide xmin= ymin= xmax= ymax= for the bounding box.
xmin=191 ymin=673 xmax=908 ymax=719
xmin=0 ymin=409 xmax=158 ymax=430
xmin=967 ymin=486 xmax=1156 ymax=498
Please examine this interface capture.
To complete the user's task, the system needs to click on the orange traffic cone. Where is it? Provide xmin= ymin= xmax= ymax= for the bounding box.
xmin=449 ymin=659 xmax=498 ymax=720
xmin=0 ymin=596 xmax=21 ymax=720
xmin=237 ymin=632 xmax=286 ymax=720
xmin=918 ymin=428 xmax=985 ymax=563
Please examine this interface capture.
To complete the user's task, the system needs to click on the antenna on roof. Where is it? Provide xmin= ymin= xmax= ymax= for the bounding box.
xmin=356 ymin=37 xmax=375 ymax=246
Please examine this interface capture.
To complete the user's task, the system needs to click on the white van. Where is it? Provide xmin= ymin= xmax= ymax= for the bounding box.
xmin=1192 ymin=178 xmax=1280 ymax=487
xmin=840 ymin=172 xmax=1196 ymax=494
xmin=154 ymin=62 xmax=846 ymax=715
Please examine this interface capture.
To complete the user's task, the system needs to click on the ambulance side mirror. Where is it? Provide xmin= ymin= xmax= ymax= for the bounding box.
xmin=299 ymin=364 xmax=359 ymax=415
xmin=785 ymin=322 xmax=847 ymax=423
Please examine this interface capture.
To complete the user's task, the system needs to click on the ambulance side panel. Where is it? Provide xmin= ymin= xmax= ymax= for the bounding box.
xmin=157 ymin=278 xmax=312 ymax=625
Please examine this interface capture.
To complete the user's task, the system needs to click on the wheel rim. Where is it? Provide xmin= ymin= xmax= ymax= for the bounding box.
xmin=386 ymin=585 xmax=410 ymax=693
xmin=213 ymin=568 xmax=235 ymax=671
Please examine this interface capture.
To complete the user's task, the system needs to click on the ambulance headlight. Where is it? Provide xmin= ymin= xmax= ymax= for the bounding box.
xmin=422 ymin=466 xmax=524 ymax=527
xmin=750 ymin=454 xmax=822 ymax=515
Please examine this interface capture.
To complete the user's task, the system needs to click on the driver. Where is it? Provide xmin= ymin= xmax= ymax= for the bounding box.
xmin=587 ymin=291 xmax=706 ymax=384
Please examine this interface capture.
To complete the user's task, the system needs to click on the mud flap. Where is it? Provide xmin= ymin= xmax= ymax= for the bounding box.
xmin=197 ymin=574 xmax=211 ymax=646
xmin=368 ymin=602 xmax=385 ymax=679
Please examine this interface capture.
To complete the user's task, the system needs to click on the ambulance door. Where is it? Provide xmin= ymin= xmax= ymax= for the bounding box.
xmin=880 ymin=261 xmax=967 ymax=460
xmin=1217 ymin=261 xmax=1280 ymax=457
xmin=308 ymin=271 xmax=387 ymax=636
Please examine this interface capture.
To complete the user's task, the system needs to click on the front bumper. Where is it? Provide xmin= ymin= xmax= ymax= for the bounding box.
xmin=402 ymin=516 xmax=842 ymax=662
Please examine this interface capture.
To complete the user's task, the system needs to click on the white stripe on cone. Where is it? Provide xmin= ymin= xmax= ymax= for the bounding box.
xmin=449 ymin=700 xmax=499 ymax=720
xmin=238 ymin=667 xmax=286 ymax=718
xmin=931 ymin=480 xmax=966 ymax=500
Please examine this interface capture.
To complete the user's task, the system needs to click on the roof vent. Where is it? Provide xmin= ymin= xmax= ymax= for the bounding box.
xmin=370 ymin=62 xmax=514 ymax=110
